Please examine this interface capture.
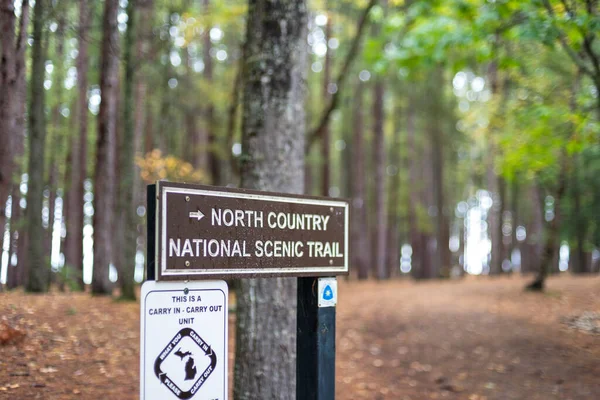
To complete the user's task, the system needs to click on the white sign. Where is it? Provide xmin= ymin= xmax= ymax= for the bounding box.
xmin=318 ymin=278 xmax=337 ymax=308
xmin=140 ymin=280 xmax=228 ymax=400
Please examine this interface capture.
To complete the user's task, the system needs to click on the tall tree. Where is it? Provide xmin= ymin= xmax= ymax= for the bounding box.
xmin=92 ymin=0 xmax=119 ymax=295
xmin=386 ymin=97 xmax=402 ymax=278
xmin=45 ymin=10 xmax=66 ymax=263
xmin=234 ymin=0 xmax=307 ymax=398
xmin=307 ymin=0 xmax=378 ymax=148
xmin=527 ymin=174 xmax=566 ymax=290
xmin=64 ymin=0 xmax=91 ymax=290
xmin=571 ymin=154 xmax=589 ymax=273
xmin=6 ymin=184 xmax=22 ymax=288
xmin=134 ymin=0 xmax=154 ymax=190
xmin=427 ymin=67 xmax=450 ymax=278
xmin=0 ymin=0 xmax=29 ymax=264
xmin=351 ymin=81 xmax=370 ymax=279
xmin=372 ymin=65 xmax=386 ymax=280
xmin=115 ymin=0 xmax=138 ymax=300
xmin=203 ymin=0 xmax=220 ymax=185
xmin=26 ymin=0 xmax=48 ymax=292
xmin=487 ymin=53 xmax=504 ymax=276
xmin=527 ymin=71 xmax=580 ymax=290
xmin=320 ymin=9 xmax=332 ymax=197
xmin=406 ymin=92 xmax=424 ymax=278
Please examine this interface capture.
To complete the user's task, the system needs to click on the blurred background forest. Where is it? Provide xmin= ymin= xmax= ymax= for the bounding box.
xmin=1 ymin=0 xmax=600 ymax=298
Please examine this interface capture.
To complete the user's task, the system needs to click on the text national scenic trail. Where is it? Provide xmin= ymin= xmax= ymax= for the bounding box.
xmin=168 ymin=207 xmax=343 ymax=259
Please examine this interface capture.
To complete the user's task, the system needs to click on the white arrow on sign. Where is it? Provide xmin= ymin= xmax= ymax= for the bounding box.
xmin=189 ymin=209 xmax=205 ymax=221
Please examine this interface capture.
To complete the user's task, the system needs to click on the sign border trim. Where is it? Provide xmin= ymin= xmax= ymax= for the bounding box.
xmin=156 ymin=181 xmax=350 ymax=280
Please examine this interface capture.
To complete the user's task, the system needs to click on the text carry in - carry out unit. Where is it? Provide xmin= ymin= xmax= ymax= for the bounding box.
xmin=155 ymin=181 xmax=350 ymax=280
xmin=140 ymin=280 xmax=228 ymax=400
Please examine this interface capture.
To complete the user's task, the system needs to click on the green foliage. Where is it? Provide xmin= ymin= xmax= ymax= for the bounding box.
xmin=9 ymin=0 xmax=600 ymax=291
xmin=54 ymin=266 xmax=83 ymax=292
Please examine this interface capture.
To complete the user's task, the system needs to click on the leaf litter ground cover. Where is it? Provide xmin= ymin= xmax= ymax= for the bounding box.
xmin=1 ymin=275 xmax=599 ymax=399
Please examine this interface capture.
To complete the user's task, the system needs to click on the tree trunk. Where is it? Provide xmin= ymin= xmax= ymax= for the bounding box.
xmin=320 ymin=11 xmax=332 ymax=197
xmin=527 ymin=177 xmax=565 ymax=291
xmin=428 ymin=68 xmax=449 ymax=278
xmin=203 ymin=0 xmax=220 ymax=185
xmin=133 ymin=0 xmax=154 ymax=282
xmin=421 ymin=105 xmax=435 ymax=279
xmin=497 ymin=176 xmax=506 ymax=272
xmin=0 ymin=0 xmax=29 ymax=264
xmin=115 ymin=0 xmax=138 ymax=300
xmin=572 ymin=156 xmax=588 ymax=274
xmin=351 ymin=82 xmax=370 ymax=280
xmin=525 ymin=183 xmax=545 ymax=274
xmin=234 ymin=1 xmax=306 ymax=398
xmin=371 ymin=0 xmax=387 ymax=280
xmin=406 ymin=94 xmax=423 ymax=279
xmin=386 ymin=98 xmax=402 ymax=278
xmin=64 ymin=0 xmax=90 ymax=290
xmin=45 ymin=154 xmax=57 ymax=261
xmin=486 ymin=52 xmax=503 ymax=276
xmin=0 ymin=0 xmax=17 ymax=258
xmin=144 ymin=108 xmax=154 ymax=153
xmin=17 ymin=225 xmax=29 ymax=287
xmin=304 ymin=154 xmax=313 ymax=195
xmin=372 ymin=77 xmax=387 ymax=280
xmin=26 ymin=0 xmax=48 ymax=293
xmin=6 ymin=185 xmax=21 ymax=288
xmin=509 ymin=178 xmax=520 ymax=271
xmin=45 ymin=12 xmax=66 ymax=269
xmin=92 ymin=0 xmax=119 ymax=295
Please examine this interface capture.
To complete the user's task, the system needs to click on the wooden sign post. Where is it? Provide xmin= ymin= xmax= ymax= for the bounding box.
xmin=145 ymin=182 xmax=349 ymax=399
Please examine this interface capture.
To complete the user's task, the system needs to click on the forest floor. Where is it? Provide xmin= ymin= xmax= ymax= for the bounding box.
xmin=1 ymin=275 xmax=599 ymax=400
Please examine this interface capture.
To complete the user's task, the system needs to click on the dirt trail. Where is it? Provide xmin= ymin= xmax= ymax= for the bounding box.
xmin=1 ymin=275 xmax=599 ymax=399
xmin=336 ymin=276 xmax=600 ymax=400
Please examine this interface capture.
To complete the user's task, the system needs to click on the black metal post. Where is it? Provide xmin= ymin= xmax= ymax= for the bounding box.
xmin=297 ymin=277 xmax=336 ymax=400
xmin=146 ymin=184 xmax=156 ymax=281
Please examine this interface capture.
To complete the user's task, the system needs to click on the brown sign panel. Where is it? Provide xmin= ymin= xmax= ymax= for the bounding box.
xmin=155 ymin=181 xmax=349 ymax=280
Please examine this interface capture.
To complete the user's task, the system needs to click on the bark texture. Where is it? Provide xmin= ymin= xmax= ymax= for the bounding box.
xmin=203 ymin=0 xmax=219 ymax=184
xmin=64 ymin=0 xmax=90 ymax=290
xmin=92 ymin=0 xmax=119 ymax=295
xmin=372 ymin=78 xmax=386 ymax=279
xmin=0 ymin=0 xmax=29 ymax=266
xmin=26 ymin=0 xmax=48 ymax=292
xmin=234 ymin=1 xmax=307 ymax=398
xmin=386 ymin=99 xmax=402 ymax=278
xmin=6 ymin=185 xmax=21 ymax=288
xmin=372 ymin=0 xmax=387 ymax=280
xmin=132 ymin=0 xmax=154 ymax=283
xmin=527 ymin=178 xmax=565 ymax=291
xmin=351 ymin=82 xmax=370 ymax=280
xmin=427 ymin=69 xmax=450 ymax=278
xmin=571 ymin=155 xmax=588 ymax=273
xmin=320 ymin=11 xmax=332 ymax=197
xmin=487 ymin=57 xmax=504 ymax=276
xmin=526 ymin=183 xmax=545 ymax=274
xmin=406 ymin=96 xmax=423 ymax=279
xmin=45 ymin=11 xmax=66 ymax=266
xmin=420 ymin=107 xmax=435 ymax=279
xmin=116 ymin=0 xmax=138 ymax=300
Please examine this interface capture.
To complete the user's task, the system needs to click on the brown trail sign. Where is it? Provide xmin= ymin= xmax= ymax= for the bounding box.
xmin=146 ymin=182 xmax=346 ymax=399
xmin=154 ymin=181 xmax=349 ymax=281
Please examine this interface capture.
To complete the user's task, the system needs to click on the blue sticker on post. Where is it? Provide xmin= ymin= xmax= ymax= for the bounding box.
xmin=318 ymin=278 xmax=337 ymax=308
xmin=323 ymin=285 xmax=333 ymax=300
